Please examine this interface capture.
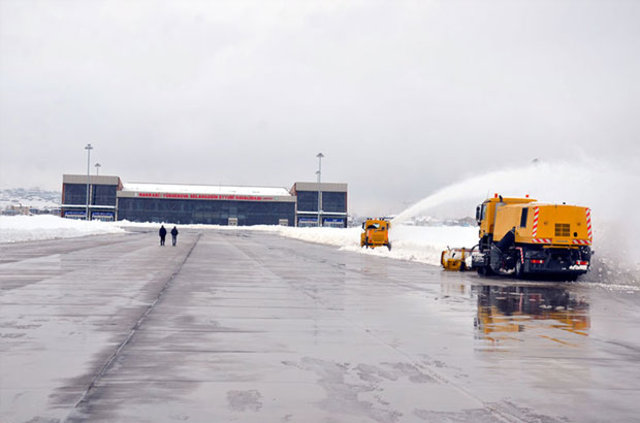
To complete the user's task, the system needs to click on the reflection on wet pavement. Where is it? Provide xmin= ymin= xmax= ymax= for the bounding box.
xmin=473 ymin=284 xmax=590 ymax=346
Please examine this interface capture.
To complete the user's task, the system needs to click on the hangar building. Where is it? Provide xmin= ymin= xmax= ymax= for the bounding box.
xmin=61 ymin=175 xmax=347 ymax=227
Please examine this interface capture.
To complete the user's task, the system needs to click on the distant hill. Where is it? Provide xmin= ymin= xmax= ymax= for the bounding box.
xmin=0 ymin=188 xmax=61 ymax=211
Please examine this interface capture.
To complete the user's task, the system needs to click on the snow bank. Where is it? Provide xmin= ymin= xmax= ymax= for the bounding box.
xmin=219 ymin=224 xmax=477 ymax=267
xmin=0 ymin=215 xmax=125 ymax=243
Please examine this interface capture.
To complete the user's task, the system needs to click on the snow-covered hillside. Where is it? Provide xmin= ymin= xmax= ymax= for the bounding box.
xmin=0 ymin=188 xmax=60 ymax=211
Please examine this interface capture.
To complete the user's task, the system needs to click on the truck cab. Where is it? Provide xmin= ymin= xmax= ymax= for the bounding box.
xmin=476 ymin=195 xmax=536 ymax=251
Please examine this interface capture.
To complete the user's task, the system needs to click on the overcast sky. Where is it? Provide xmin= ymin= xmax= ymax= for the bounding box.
xmin=1 ymin=0 xmax=638 ymax=215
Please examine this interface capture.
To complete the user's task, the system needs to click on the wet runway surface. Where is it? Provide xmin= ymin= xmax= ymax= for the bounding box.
xmin=1 ymin=230 xmax=639 ymax=422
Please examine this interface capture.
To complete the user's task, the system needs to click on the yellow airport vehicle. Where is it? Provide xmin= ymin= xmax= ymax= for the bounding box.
xmin=472 ymin=194 xmax=592 ymax=280
xmin=441 ymin=247 xmax=474 ymax=271
xmin=360 ymin=218 xmax=392 ymax=250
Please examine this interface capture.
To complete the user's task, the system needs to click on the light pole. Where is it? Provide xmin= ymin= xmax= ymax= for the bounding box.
xmin=95 ymin=162 xmax=101 ymax=176
xmin=316 ymin=153 xmax=324 ymax=227
xmin=85 ymin=144 xmax=93 ymax=220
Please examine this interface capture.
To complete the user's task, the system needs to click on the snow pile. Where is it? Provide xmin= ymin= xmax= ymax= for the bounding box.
xmin=275 ymin=225 xmax=476 ymax=265
xmin=277 ymin=226 xmax=359 ymax=248
xmin=383 ymin=225 xmax=477 ymax=264
xmin=0 ymin=215 xmax=125 ymax=243
xmin=228 ymin=224 xmax=478 ymax=266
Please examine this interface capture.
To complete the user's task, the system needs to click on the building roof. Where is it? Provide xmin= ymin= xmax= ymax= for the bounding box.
xmin=290 ymin=182 xmax=348 ymax=193
xmin=63 ymin=174 xmax=122 ymax=186
xmin=121 ymin=182 xmax=292 ymax=197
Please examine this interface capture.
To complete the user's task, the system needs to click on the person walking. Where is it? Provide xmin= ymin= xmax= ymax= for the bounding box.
xmin=171 ymin=226 xmax=179 ymax=246
xmin=159 ymin=225 xmax=167 ymax=246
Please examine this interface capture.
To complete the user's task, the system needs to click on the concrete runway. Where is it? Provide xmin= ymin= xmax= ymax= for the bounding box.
xmin=1 ymin=229 xmax=639 ymax=422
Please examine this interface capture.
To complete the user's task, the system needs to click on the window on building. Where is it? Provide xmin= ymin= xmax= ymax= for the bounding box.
xmin=93 ymin=185 xmax=117 ymax=206
xmin=296 ymin=191 xmax=346 ymax=212
xmin=63 ymin=184 xmax=87 ymax=205
xmin=297 ymin=191 xmax=318 ymax=211
xmin=322 ymin=192 xmax=346 ymax=212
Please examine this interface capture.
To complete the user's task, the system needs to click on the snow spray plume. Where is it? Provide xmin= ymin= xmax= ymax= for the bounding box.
xmin=392 ymin=159 xmax=640 ymax=285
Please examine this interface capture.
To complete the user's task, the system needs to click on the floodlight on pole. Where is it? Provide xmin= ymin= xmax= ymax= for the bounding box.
xmin=85 ymin=143 xmax=93 ymax=220
xmin=316 ymin=153 xmax=324 ymax=227
xmin=95 ymin=162 xmax=101 ymax=176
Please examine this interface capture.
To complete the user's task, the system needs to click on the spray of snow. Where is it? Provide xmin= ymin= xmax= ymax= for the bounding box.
xmin=394 ymin=159 xmax=636 ymax=223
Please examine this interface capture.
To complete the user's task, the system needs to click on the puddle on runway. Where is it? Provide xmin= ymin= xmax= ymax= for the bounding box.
xmin=472 ymin=284 xmax=590 ymax=347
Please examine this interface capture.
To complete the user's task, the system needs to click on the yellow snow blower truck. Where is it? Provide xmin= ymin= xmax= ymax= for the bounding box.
xmin=360 ymin=218 xmax=392 ymax=250
xmin=471 ymin=195 xmax=592 ymax=280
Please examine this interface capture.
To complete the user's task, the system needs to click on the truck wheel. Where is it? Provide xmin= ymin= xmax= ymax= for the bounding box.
xmin=387 ymin=242 xmax=392 ymax=251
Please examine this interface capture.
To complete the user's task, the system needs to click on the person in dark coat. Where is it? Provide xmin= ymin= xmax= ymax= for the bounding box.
xmin=171 ymin=226 xmax=179 ymax=246
xmin=159 ymin=225 xmax=167 ymax=246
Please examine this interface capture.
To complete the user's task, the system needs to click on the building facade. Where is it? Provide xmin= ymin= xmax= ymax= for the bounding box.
xmin=61 ymin=175 xmax=347 ymax=226
xmin=61 ymin=175 xmax=121 ymax=220
xmin=290 ymin=182 xmax=348 ymax=227
xmin=117 ymin=183 xmax=296 ymax=226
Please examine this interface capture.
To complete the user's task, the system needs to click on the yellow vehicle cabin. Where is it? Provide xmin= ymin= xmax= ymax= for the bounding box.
xmin=477 ymin=195 xmax=536 ymax=241
xmin=473 ymin=194 xmax=592 ymax=279
xmin=360 ymin=218 xmax=391 ymax=250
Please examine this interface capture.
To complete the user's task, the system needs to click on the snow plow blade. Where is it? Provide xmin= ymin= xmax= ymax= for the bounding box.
xmin=441 ymin=247 xmax=475 ymax=271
